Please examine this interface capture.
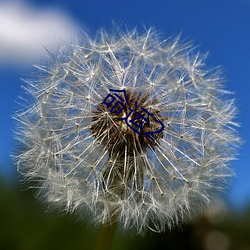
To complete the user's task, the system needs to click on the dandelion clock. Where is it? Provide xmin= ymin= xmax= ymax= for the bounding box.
xmin=14 ymin=28 xmax=240 ymax=237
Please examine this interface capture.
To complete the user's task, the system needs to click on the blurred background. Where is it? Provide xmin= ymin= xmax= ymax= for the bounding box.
xmin=0 ymin=0 xmax=249 ymax=249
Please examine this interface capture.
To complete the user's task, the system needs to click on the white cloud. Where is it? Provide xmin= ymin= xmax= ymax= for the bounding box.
xmin=0 ymin=1 xmax=78 ymax=65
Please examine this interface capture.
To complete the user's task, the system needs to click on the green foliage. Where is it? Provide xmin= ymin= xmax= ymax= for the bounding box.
xmin=1 ymin=177 xmax=250 ymax=250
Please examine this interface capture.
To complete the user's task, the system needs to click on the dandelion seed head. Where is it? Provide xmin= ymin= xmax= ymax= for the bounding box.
xmin=14 ymin=27 xmax=240 ymax=233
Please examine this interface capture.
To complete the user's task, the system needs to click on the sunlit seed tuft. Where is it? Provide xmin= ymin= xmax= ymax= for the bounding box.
xmin=14 ymin=27 xmax=240 ymax=233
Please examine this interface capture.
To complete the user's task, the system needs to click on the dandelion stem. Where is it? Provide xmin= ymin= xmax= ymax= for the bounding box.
xmin=94 ymin=221 xmax=117 ymax=250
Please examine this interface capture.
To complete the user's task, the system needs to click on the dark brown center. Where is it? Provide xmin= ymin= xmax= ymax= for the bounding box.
xmin=90 ymin=90 xmax=164 ymax=160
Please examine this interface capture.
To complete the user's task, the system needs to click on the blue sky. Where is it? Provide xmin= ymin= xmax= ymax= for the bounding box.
xmin=1 ymin=0 xmax=249 ymax=210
